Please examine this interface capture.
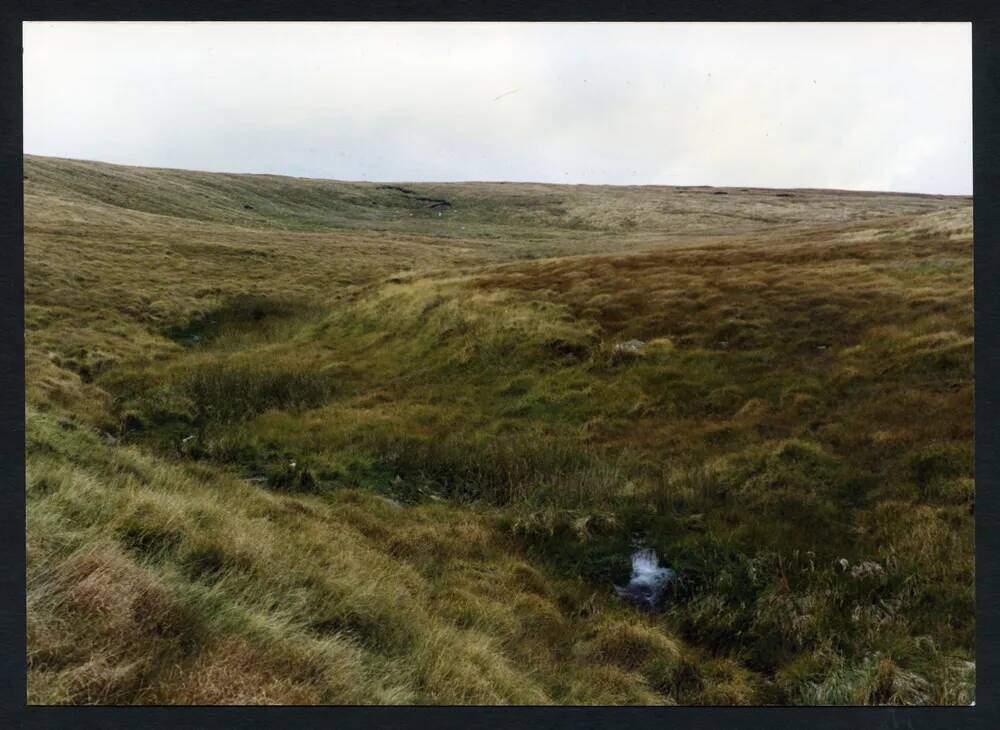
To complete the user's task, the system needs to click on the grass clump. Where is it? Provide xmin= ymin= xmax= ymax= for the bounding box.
xmin=179 ymin=361 xmax=338 ymax=423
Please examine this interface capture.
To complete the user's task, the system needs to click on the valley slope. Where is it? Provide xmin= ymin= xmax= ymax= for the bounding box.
xmin=25 ymin=155 xmax=974 ymax=705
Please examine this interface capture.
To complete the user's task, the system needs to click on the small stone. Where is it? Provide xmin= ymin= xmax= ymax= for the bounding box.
xmin=849 ymin=561 xmax=884 ymax=579
xmin=685 ymin=513 xmax=705 ymax=531
xmin=614 ymin=339 xmax=646 ymax=355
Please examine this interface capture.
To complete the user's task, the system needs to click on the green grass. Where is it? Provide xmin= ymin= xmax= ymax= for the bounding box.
xmin=25 ymin=155 xmax=974 ymax=704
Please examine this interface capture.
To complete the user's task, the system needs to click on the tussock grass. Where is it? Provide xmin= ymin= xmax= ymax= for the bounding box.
xmin=26 ymin=156 xmax=973 ymax=704
xmin=29 ymin=408 xmax=717 ymax=704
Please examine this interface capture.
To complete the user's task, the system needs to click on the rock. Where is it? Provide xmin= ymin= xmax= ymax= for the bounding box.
xmin=684 ymin=513 xmax=705 ymax=531
xmin=614 ymin=339 xmax=646 ymax=355
xmin=849 ymin=561 xmax=884 ymax=579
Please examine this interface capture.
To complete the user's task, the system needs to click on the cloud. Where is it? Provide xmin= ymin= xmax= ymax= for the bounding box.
xmin=23 ymin=22 xmax=971 ymax=194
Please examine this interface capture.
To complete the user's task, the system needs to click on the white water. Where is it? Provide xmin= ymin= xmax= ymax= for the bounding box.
xmin=615 ymin=549 xmax=676 ymax=610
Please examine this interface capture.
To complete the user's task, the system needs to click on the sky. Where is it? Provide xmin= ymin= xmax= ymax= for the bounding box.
xmin=23 ymin=22 xmax=972 ymax=194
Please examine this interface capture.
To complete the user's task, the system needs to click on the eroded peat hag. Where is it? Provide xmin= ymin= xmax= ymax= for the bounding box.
xmin=25 ymin=155 xmax=973 ymax=705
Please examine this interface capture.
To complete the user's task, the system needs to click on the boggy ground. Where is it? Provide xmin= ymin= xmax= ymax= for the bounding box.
xmin=25 ymin=155 xmax=974 ymax=704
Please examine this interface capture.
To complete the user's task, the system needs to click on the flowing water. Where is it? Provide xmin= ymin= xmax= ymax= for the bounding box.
xmin=614 ymin=549 xmax=676 ymax=611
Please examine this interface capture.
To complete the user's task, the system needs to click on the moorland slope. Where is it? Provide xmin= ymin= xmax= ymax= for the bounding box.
xmin=25 ymin=155 xmax=974 ymax=704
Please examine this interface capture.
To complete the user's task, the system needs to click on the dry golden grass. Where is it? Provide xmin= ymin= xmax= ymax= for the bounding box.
xmin=28 ymin=408 xmax=713 ymax=704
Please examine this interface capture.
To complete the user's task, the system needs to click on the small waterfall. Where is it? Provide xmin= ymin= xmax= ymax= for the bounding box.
xmin=614 ymin=549 xmax=676 ymax=611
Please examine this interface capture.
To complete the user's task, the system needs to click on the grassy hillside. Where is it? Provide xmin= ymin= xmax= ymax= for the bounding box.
xmin=25 ymin=154 xmax=974 ymax=705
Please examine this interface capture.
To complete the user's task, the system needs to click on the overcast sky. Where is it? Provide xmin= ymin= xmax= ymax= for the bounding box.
xmin=24 ymin=22 xmax=972 ymax=194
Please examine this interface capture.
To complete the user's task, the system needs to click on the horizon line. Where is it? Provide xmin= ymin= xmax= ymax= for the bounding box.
xmin=22 ymin=152 xmax=974 ymax=199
